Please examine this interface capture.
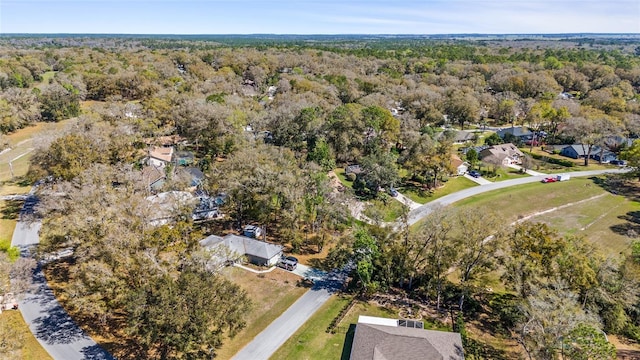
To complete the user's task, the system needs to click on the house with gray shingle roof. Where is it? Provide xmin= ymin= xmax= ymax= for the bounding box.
xmin=496 ymin=126 xmax=532 ymax=140
xmin=560 ymin=144 xmax=600 ymax=159
xmin=349 ymin=316 xmax=464 ymax=360
xmin=479 ymin=143 xmax=524 ymax=166
xmin=200 ymin=234 xmax=283 ymax=267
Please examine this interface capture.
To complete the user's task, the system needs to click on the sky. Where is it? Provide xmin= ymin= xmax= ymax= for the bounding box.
xmin=0 ymin=0 xmax=639 ymax=35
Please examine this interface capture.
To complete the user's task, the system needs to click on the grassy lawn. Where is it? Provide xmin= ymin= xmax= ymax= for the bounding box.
xmin=271 ymin=296 xmax=397 ymax=360
xmin=270 ymin=295 xmax=350 ymax=360
xmin=453 ymin=177 xmax=638 ymax=256
xmin=0 ymin=118 xmax=76 ymax=182
xmin=525 ymin=148 xmax=611 ymax=172
xmin=334 ymin=168 xmax=354 ymax=189
xmin=272 ymin=289 xmax=522 ymax=360
xmin=0 ymin=199 xmax=22 ymax=242
xmin=39 ymin=71 xmax=56 ymax=85
xmin=0 ymin=311 xmax=53 ymax=360
xmin=532 ymin=193 xmax=639 ymax=254
xmin=215 ymin=267 xmax=308 ymax=359
xmin=400 ymin=176 xmax=478 ymax=205
xmin=483 ymin=167 xmax=530 ymax=182
xmin=363 ymin=197 xmax=407 ymax=222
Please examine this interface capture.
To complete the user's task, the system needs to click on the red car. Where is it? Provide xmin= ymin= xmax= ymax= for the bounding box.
xmin=541 ymin=177 xmax=557 ymax=183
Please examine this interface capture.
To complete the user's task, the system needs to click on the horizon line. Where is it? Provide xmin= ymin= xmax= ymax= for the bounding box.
xmin=1 ymin=32 xmax=639 ymax=36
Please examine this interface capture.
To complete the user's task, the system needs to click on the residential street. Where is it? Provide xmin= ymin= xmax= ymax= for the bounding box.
xmin=11 ymin=221 xmax=115 ymax=360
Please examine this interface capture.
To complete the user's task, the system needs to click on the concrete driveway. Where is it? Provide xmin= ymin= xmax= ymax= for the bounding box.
xmin=464 ymin=173 xmax=492 ymax=185
xmin=290 ymin=263 xmax=327 ymax=282
xmin=393 ymin=192 xmax=421 ymax=210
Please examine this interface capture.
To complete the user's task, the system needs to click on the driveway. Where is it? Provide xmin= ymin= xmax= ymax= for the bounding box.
xmin=232 ymin=268 xmax=347 ymax=360
xmin=392 ymin=192 xmax=421 ymax=210
xmin=291 ymin=263 xmax=327 ymax=282
xmin=464 ymin=173 xmax=492 ymax=185
xmin=507 ymin=164 xmax=546 ymax=176
xmin=12 ymin=220 xmax=114 ymax=360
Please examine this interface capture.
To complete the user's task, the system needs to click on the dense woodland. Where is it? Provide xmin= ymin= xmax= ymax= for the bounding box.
xmin=2 ymin=35 xmax=640 ymax=359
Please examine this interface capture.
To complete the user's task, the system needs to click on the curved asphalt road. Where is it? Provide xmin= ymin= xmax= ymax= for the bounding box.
xmin=11 ymin=216 xmax=114 ymax=359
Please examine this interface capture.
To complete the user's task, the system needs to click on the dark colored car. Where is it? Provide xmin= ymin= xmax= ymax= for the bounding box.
xmin=388 ymin=187 xmax=399 ymax=197
xmin=468 ymin=170 xmax=481 ymax=178
xmin=610 ymin=160 xmax=626 ymax=166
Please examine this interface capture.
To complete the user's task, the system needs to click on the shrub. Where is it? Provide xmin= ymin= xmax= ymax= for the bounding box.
xmin=346 ymin=172 xmax=356 ymax=182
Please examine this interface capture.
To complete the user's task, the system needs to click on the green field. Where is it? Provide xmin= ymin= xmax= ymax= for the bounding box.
xmin=0 ymin=118 xmax=75 ymax=182
xmin=453 ymin=177 xmax=638 ymax=256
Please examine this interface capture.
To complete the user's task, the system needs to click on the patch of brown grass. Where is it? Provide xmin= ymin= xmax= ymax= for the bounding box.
xmin=215 ymin=267 xmax=307 ymax=359
xmin=610 ymin=335 xmax=640 ymax=359
xmin=1 ymin=311 xmax=53 ymax=360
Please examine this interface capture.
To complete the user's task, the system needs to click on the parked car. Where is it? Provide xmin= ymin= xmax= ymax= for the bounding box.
xmin=610 ymin=159 xmax=626 ymax=166
xmin=278 ymin=256 xmax=298 ymax=271
xmin=468 ymin=170 xmax=481 ymax=178
xmin=388 ymin=187 xmax=399 ymax=197
xmin=541 ymin=177 xmax=557 ymax=183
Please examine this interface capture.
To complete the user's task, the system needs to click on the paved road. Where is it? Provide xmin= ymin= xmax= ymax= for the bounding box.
xmin=232 ymin=271 xmax=345 ymax=360
xmin=406 ymin=169 xmax=628 ymax=226
xmin=12 ymin=219 xmax=114 ymax=359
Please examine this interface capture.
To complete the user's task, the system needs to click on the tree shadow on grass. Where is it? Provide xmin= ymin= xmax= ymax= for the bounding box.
xmin=611 ymin=211 xmax=640 ymax=237
xmin=1 ymin=199 xmax=22 ymax=220
xmin=591 ymin=175 xmax=640 ymax=202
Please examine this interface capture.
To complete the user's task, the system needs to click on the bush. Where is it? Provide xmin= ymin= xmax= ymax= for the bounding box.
xmin=345 ymin=172 xmax=356 ymax=182
xmin=0 ymin=239 xmax=20 ymax=262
